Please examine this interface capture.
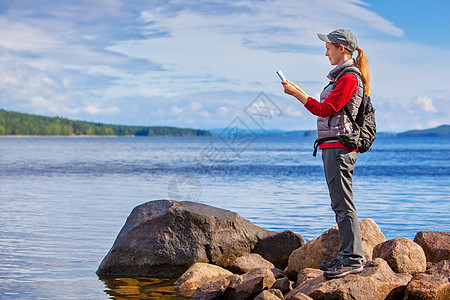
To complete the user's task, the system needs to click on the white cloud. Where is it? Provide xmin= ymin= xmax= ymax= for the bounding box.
xmin=190 ymin=102 xmax=203 ymax=112
xmin=84 ymin=105 xmax=119 ymax=115
xmin=217 ymin=106 xmax=228 ymax=117
xmin=285 ymin=105 xmax=303 ymax=117
xmin=0 ymin=0 xmax=448 ymax=131
xmin=415 ymin=96 xmax=437 ymax=113
xmin=171 ymin=106 xmax=183 ymax=115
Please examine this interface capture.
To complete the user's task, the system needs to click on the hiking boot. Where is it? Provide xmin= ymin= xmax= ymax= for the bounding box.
xmin=318 ymin=258 xmax=341 ymax=271
xmin=323 ymin=260 xmax=364 ymax=279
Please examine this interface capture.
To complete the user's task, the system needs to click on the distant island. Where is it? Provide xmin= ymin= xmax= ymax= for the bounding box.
xmin=209 ymin=125 xmax=450 ymax=138
xmin=0 ymin=109 xmax=211 ymax=137
xmin=208 ymin=128 xmax=317 ymax=137
xmin=397 ymin=125 xmax=450 ymax=137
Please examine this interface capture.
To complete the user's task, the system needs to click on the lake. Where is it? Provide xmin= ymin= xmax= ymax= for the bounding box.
xmin=0 ymin=136 xmax=449 ymax=299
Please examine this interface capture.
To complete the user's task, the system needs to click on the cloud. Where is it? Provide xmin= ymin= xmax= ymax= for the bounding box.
xmin=171 ymin=106 xmax=183 ymax=115
xmin=415 ymin=96 xmax=437 ymax=113
xmin=84 ymin=105 xmax=120 ymax=115
xmin=217 ymin=106 xmax=229 ymax=117
xmin=285 ymin=105 xmax=303 ymax=117
xmin=190 ymin=102 xmax=203 ymax=112
xmin=0 ymin=0 xmax=447 ymax=131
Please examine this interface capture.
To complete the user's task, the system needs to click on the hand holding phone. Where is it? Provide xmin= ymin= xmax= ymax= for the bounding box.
xmin=276 ymin=70 xmax=286 ymax=82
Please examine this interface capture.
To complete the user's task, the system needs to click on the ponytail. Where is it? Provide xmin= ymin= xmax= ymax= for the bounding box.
xmin=355 ymin=47 xmax=371 ymax=95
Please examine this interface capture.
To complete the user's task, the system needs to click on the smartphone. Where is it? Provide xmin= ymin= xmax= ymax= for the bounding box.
xmin=276 ymin=70 xmax=286 ymax=81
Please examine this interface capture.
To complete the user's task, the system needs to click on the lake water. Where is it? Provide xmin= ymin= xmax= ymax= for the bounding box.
xmin=0 ymin=136 xmax=449 ymax=299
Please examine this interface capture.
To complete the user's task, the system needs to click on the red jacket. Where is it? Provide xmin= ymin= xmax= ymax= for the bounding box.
xmin=304 ymin=73 xmax=358 ymax=151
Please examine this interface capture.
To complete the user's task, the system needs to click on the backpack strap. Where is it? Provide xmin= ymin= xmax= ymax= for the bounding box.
xmin=336 ymin=70 xmax=365 ymax=127
xmin=313 ymin=137 xmax=338 ymax=157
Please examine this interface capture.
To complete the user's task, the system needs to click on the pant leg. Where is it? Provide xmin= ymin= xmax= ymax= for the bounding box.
xmin=322 ymin=148 xmax=363 ymax=267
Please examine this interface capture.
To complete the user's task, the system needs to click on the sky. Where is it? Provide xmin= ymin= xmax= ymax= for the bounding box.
xmin=0 ymin=0 xmax=449 ymax=132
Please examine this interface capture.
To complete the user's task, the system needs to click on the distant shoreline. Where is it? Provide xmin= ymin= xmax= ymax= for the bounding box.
xmin=0 ymin=135 xmax=210 ymax=138
xmin=0 ymin=135 xmax=123 ymax=138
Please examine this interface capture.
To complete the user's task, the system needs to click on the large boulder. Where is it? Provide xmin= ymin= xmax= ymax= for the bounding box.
xmin=405 ymin=259 xmax=450 ymax=299
xmin=253 ymin=230 xmax=306 ymax=269
xmin=174 ymin=262 xmax=233 ymax=296
xmin=229 ymin=253 xmax=275 ymax=274
xmin=96 ymin=200 xmax=272 ymax=278
xmin=372 ymin=237 xmax=426 ymax=275
xmin=286 ymin=218 xmax=385 ymax=278
xmin=413 ymin=230 xmax=450 ymax=264
xmin=286 ymin=258 xmax=411 ymax=300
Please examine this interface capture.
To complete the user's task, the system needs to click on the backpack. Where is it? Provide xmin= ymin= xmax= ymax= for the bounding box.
xmin=313 ymin=70 xmax=376 ymax=156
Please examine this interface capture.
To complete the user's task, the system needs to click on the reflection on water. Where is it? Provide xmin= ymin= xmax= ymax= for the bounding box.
xmin=100 ymin=277 xmax=188 ymax=300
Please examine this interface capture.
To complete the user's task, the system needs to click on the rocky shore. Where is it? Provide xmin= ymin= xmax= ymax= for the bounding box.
xmin=97 ymin=200 xmax=449 ymax=299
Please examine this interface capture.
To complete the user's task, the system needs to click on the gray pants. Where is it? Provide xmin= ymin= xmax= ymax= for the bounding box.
xmin=322 ymin=148 xmax=363 ymax=267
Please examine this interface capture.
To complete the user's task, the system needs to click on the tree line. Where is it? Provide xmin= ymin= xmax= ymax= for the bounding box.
xmin=0 ymin=109 xmax=211 ymax=137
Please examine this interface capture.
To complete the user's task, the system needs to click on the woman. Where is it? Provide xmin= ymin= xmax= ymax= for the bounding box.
xmin=282 ymin=29 xmax=370 ymax=279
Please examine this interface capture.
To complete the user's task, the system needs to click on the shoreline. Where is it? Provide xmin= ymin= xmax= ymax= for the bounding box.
xmin=0 ymin=135 xmax=124 ymax=138
xmin=0 ymin=135 xmax=211 ymax=138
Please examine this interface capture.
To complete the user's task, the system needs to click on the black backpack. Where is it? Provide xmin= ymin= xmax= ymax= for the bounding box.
xmin=313 ymin=70 xmax=376 ymax=156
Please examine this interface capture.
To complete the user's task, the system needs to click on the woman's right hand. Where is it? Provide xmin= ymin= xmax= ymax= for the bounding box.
xmin=282 ymin=80 xmax=309 ymax=104
xmin=282 ymin=80 xmax=298 ymax=96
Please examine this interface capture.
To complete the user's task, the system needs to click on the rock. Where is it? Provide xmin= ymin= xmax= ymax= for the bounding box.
xmin=174 ymin=262 xmax=233 ymax=296
xmin=295 ymin=268 xmax=323 ymax=287
xmin=286 ymin=218 xmax=385 ymax=278
xmin=384 ymin=285 xmax=407 ymax=300
xmin=286 ymin=258 xmax=411 ymax=300
xmin=285 ymin=291 xmax=314 ymax=300
xmin=253 ymin=230 xmax=306 ymax=269
xmin=254 ymin=289 xmax=285 ymax=300
xmin=405 ymin=259 xmax=450 ymax=299
xmin=372 ymin=237 xmax=426 ymax=275
xmin=224 ymin=267 xmax=277 ymax=300
xmin=271 ymin=268 xmax=288 ymax=279
xmin=190 ymin=274 xmax=240 ymax=300
xmin=96 ymin=200 xmax=272 ymax=278
xmin=413 ymin=230 xmax=450 ymax=263
xmin=229 ymin=253 xmax=275 ymax=274
xmin=271 ymin=276 xmax=293 ymax=294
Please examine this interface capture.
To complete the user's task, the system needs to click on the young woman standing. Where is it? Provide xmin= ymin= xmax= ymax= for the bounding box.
xmin=282 ymin=29 xmax=371 ymax=279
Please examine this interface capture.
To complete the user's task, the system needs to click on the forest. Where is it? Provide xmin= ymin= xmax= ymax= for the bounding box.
xmin=0 ymin=109 xmax=211 ymax=137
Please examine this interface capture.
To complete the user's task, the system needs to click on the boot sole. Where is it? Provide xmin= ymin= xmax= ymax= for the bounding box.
xmin=323 ymin=266 xmax=364 ymax=279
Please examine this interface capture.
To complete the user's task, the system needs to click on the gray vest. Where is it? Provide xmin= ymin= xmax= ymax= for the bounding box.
xmin=317 ymin=59 xmax=364 ymax=140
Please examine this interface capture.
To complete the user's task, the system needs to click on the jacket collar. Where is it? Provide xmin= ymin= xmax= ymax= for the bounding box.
xmin=327 ymin=58 xmax=357 ymax=81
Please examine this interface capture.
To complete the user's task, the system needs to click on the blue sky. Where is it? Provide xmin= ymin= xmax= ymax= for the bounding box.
xmin=0 ymin=0 xmax=449 ymax=132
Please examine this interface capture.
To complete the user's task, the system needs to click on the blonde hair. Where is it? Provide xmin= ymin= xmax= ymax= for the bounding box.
xmin=355 ymin=47 xmax=371 ymax=96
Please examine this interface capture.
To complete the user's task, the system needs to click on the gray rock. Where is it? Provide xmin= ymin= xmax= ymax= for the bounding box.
xmin=372 ymin=237 xmax=426 ymax=275
xmin=96 ymin=200 xmax=272 ymax=278
xmin=253 ymin=230 xmax=306 ymax=269
xmin=414 ymin=230 xmax=450 ymax=264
